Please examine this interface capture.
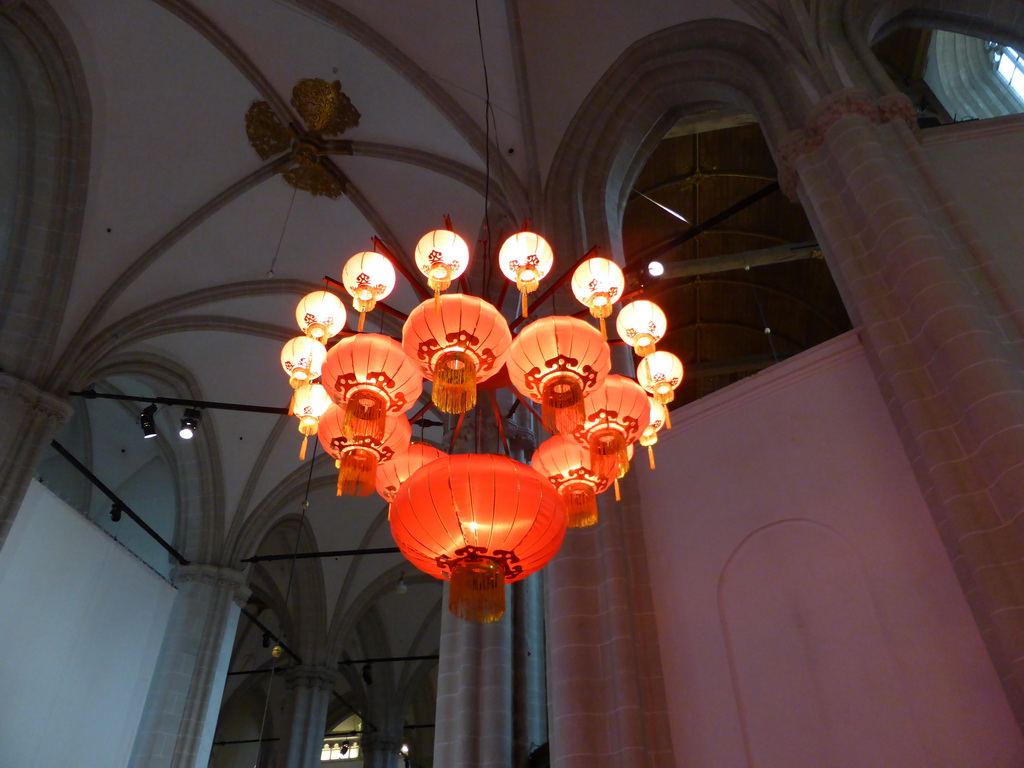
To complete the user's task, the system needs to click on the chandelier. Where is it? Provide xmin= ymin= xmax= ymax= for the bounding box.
xmin=278 ymin=226 xmax=684 ymax=623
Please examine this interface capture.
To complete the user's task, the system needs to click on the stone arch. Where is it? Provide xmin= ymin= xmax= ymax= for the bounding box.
xmin=0 ymin=0 xmax=90 ymax=385
xmin=544 ymin=18 xmax=819 ymax=263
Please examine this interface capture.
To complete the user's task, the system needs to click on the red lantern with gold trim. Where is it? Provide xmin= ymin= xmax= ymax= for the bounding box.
xmin=532 ymin=435 xmax=613 ymax=528
xmin=569 ymin=374 xmax=650 ymax=480
xmin=375 ymin=442 xmax=447 ymax=503
xmin=321 ymin=333 xmax=423 ymax=442
xmin=402 ymin=294 xmax=512 ymax=414
xmin=507 ymin=316 xmax=611 ymax=435
xmin=318 ymin=403 xmax=411 ymax=496
xmin=389 ymin=454 xmax=566 ymax=623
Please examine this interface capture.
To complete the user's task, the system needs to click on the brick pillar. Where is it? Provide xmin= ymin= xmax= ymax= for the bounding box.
xmin=433 ymin=583 xmax=514 ymax=767
xmin=545 ymin=475 xmax=674 ymax=768
xmin=0 ymin=373 xmax=71 ymax=551
xmin=780 ymin=89 xmax=1024 ymax=725
xmin=130 ymin=564 xmax=249 ymax=767
xmin=280 ymin=665 xmax=337 ymax=768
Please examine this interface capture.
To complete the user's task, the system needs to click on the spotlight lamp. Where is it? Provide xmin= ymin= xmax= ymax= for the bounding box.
xmin=647 ymin=260 xmax=665 ymax=277
xmin=179 ymin=408 xmax=201 ymax=440
xmin=139 ymin=403 xmax=158 ymax=439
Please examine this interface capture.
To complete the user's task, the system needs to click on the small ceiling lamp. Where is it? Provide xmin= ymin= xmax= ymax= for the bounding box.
xmin=341 ymin=251 xmax=397 ymax=331
xmin=280 ymin=336 xmax=328 ymax=389
xmin=179 ymin=408 xmax=201 ymax=440
xmin=390 ymin=454 xmax=566 ymax=623
xmin=295 ymin=290 xmax=347 ymax=341
xmin=498 ymin=231 xmax=554 ymax=318
xmin=321 ymin=333 xmax=423 ymax=442
xmin=636 ymin=350 xmax=684 ymax=427
xmin=291 ymin=382 xmax=333 ymax=460
xmin=638 ymin=398 xmax=667 ymax=469
xmin=532 ymin=435 xmax=613 ymax=528
xmin=615 ymin=299 xmax=667 ymax=357
xmin=570 ymin=257 xmax=625 ymax=339
xmin=318 ymin=403 xmax=411 ymax=496
xmin=139 ymin=404 xmax=158 ymax=439
xmin=402 ymin=294 xmax=512 ymax=414
xmin=507 ymin=316 xmax=611 ymax=435
xmin=414 ymin=228 xmax=469 ymax=308
xmin=569 ymin=374 xmax=650 ymax=482
xmin=375 ymin=442 xmax=447 ymax=504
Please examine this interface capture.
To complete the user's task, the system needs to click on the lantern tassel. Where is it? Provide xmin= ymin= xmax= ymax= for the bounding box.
xmin=614 ymin=477 xmax=621 ymax=501
xmin=299 ymin=434 xmax=308 ymax=461
xmin=599 ymin=315 xmax=608 ymax=340
xmin=648 ymin=445 xmax=656 ymax=470
xmin=358 ymin=310 xmax=366 ymax=333
xmin=521 ymin=291 xmax=529 ymax=319
xmin=664 ymin=407 xmax=672 ymax=430
xmin=541 ymin=375 xmax=585 ymax=435
xmin=337 ymin=448 xmax=378 ymax=496
xmin=434 ymin=289 xmax=442 ymax=314
xmin=563 ymin=484 xmax=598 ymax=528
xmin=433 ymin=350 xmax=477 ymax=414
xmin=344 ymin=390 xmax=387 ymax=441
xmin=449 ymin=558 xmax=506 ymax=624
xmin=589 ymin=429 xmax=628 ymax=482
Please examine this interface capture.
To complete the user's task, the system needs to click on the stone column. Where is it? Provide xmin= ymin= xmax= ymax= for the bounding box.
xmin=280 ymin=665 xmax=337 ymax=768
xmin=779 ymin=89 xmax=1024 ymax=724
xmin=0 ymin=373 xmax=71 ymax=551
xmin=130 ymin=564 xmax=249 ymax=768
xmin=362 ymin=730 xmax=405 ymax=768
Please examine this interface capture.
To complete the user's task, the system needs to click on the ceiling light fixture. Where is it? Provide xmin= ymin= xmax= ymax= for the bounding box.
xmin=179 ymin=408 xmax=201 ymax=440
xmin=647 ymin=260 xmax=665 ymax=277
xmin=139 ymin=403 xmax=158 ymax=439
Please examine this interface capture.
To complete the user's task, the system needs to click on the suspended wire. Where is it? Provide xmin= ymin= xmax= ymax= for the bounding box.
xmin=254 ymin=438 xmax=319 ymax=766
xmin=267 ymin=187 xmax=298 ymax=278
xmin=744 ymin=260 xmax=779 ymax=363
xmin=474 ymin=0 xmax=493 ymax=298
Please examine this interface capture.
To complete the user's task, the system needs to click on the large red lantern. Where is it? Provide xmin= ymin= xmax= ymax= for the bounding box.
xmin=532 ymin=435 xmax=613 ymax=528
xmin=390 ymin=454 xmax=566 ymax=623
xmin=570 ymin=374 xmax=650 ymax=480
xmin=375 ymin=442 xmax=447 ymax=503
xmin=318 ymin=403 xmax=411 ymax=496
xmin=507 ymin=316 xmax=611 ymax=435
xmin=321 ymin=333 xmax=423 ymax=442
xmin=402 ymin=294 xmax=512 ymax=414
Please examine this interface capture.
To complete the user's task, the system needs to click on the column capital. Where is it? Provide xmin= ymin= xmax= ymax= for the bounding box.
xmin=172 ymin=563 xmax=250 ymax=608
xmin=284 ymin=664 xmax=338 ymax=692
xmin=0 ymin=372 xmax=72 ymax=428
xmin=776 ymin=89 xmax=917 ymax=199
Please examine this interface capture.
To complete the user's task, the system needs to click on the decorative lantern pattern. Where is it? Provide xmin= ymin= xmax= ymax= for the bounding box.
xmin=341 ymin=251 xmax=396 ymax=331
xmin=295 ymin=291 xmax=347 ymax=341
xmin=389 ymin=454 xmax=566 ymax=623
xmin=571 ymin=257 xmax=625 ymax=338
xmin=498 ymin=231 xmax=554 ymax=318
xmin=636 ymin=350 xmax=684 ymax=427
xmin=321 ymin=333 xmax=423 ymax=441
xmin=532 ymin=435 xmax=613 ymax=528
xmin=414 ymin=229 xmax=469 ymax=302
xmin=638 ymin=398 xmax=666 ymax=469
xmin=281 ymin=336 xmax=327 ymax=389
xmin=375 ymin=442 xmax=447 ymax=503
xmin=570 ymin=374 xmax=650 ymax=481
xmin=291 ymin=382 xmax=333 ymax=460
xmin=507 ymin=316 xmax=611 ymax=435
xmin=615 ymin=299 xmax=667 ymax=357
xmin=402 ymin=294 xmax=512 ymax=414
xmin=318 ymin=403 xmax=411 ymax=496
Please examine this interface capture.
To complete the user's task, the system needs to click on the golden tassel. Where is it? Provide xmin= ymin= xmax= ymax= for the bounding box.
xmin=287 ymin=389 xmax=297 ymax=416
xmin=433 ymin=289 xmax=442 ymax=314
xmin=599 ymin=315 xmax=607 ymax=340
xmin=521 ymin=291 xmax=529 ymax=319
xmin=664 ymin=407 xmax=672 ymax=430
xmin=541 ymin=375 xmax=585 ymax=435
xmin=449 ymin=558 xmax=506 ymax=623
xmin=648 ymin=445 xmax=656 ymax=470
xmin=433 ymin=350 xmax=477 ymax=414
xmin=299 ymin=434 xmax=308 ymax=461
xmin=614 ymin=477 xmax=621 ymax=501
xmin=357 ymin=310 xmax=366 ymax=332
xmin=337 ymin=448 xmax=378 ymax=496
xmin=562 ymin=483 xmax=598 ymax=528
xmin=344 ymin=390 xmax=387 ymax=441
xmin=589 ymin=429 xmax=627 ymax=482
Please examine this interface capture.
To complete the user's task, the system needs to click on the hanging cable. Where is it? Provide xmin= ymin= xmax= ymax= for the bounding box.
xmin=267 ymin=187 xmax=298 ymax=278
xmin=474 ymin=0 xmax=494 ymax=299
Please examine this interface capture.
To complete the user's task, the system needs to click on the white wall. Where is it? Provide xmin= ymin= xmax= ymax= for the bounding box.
xmin=635 ymin=332 xmax=1024 ymax=767
xmin=0 ymin=480 xmax=175 ymax=767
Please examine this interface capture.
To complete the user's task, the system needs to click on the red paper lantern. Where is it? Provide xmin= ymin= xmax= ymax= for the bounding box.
xmin=402 ymin=294 xmax=512 ymax=414
xmin=375 ymin=442 xmax=447 ymax=502
xmin=507 ymin=316 xmax=611 ymax=435
xmin=638 ymin=398 xmax=667 ymax=469
xmin=498 ymin=231 xmax=554 ymax=318
xmin=570 ymin=374 xmax=650 ymax=480
xmin=532 ymin=435 xmax=613 ymax=528
xmin=321 ymin=333 xmax=423 ymax=442
xmin=291 ymin=382 xmax=332 ymax=460
xmin=570 ymin=257 xmax=625 ymax=338
xmin=318 ymin=403 xmax=411 ymax=496
xmin=341 ymin=251 xmax=397 ymax=332
xmin=615 ymin=299 xmax=666 ymax=357
xmin=390 ymin=454 xmax=566 ymax=623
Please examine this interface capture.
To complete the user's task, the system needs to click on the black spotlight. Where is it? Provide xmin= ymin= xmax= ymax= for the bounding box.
xmin=139 ymin=403 xmax=158 ymax=439
xmin=179 ymin=408 xmax=201 ymax=440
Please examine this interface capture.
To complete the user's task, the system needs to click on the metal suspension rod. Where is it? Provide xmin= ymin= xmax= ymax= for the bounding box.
xmin=339 ymin=654 xmax=439 ymax=665
xmin=70 ymin=390 xmax=288 ymax=415
xmin=238 ymin=606 xmax=303 ymax=664
xmin=243 ymin=546 xmax=400 ymax=564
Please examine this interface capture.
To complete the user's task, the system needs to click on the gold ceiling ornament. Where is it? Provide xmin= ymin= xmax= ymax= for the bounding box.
xmin=244 ymin=77 xmax=361 ymax=199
